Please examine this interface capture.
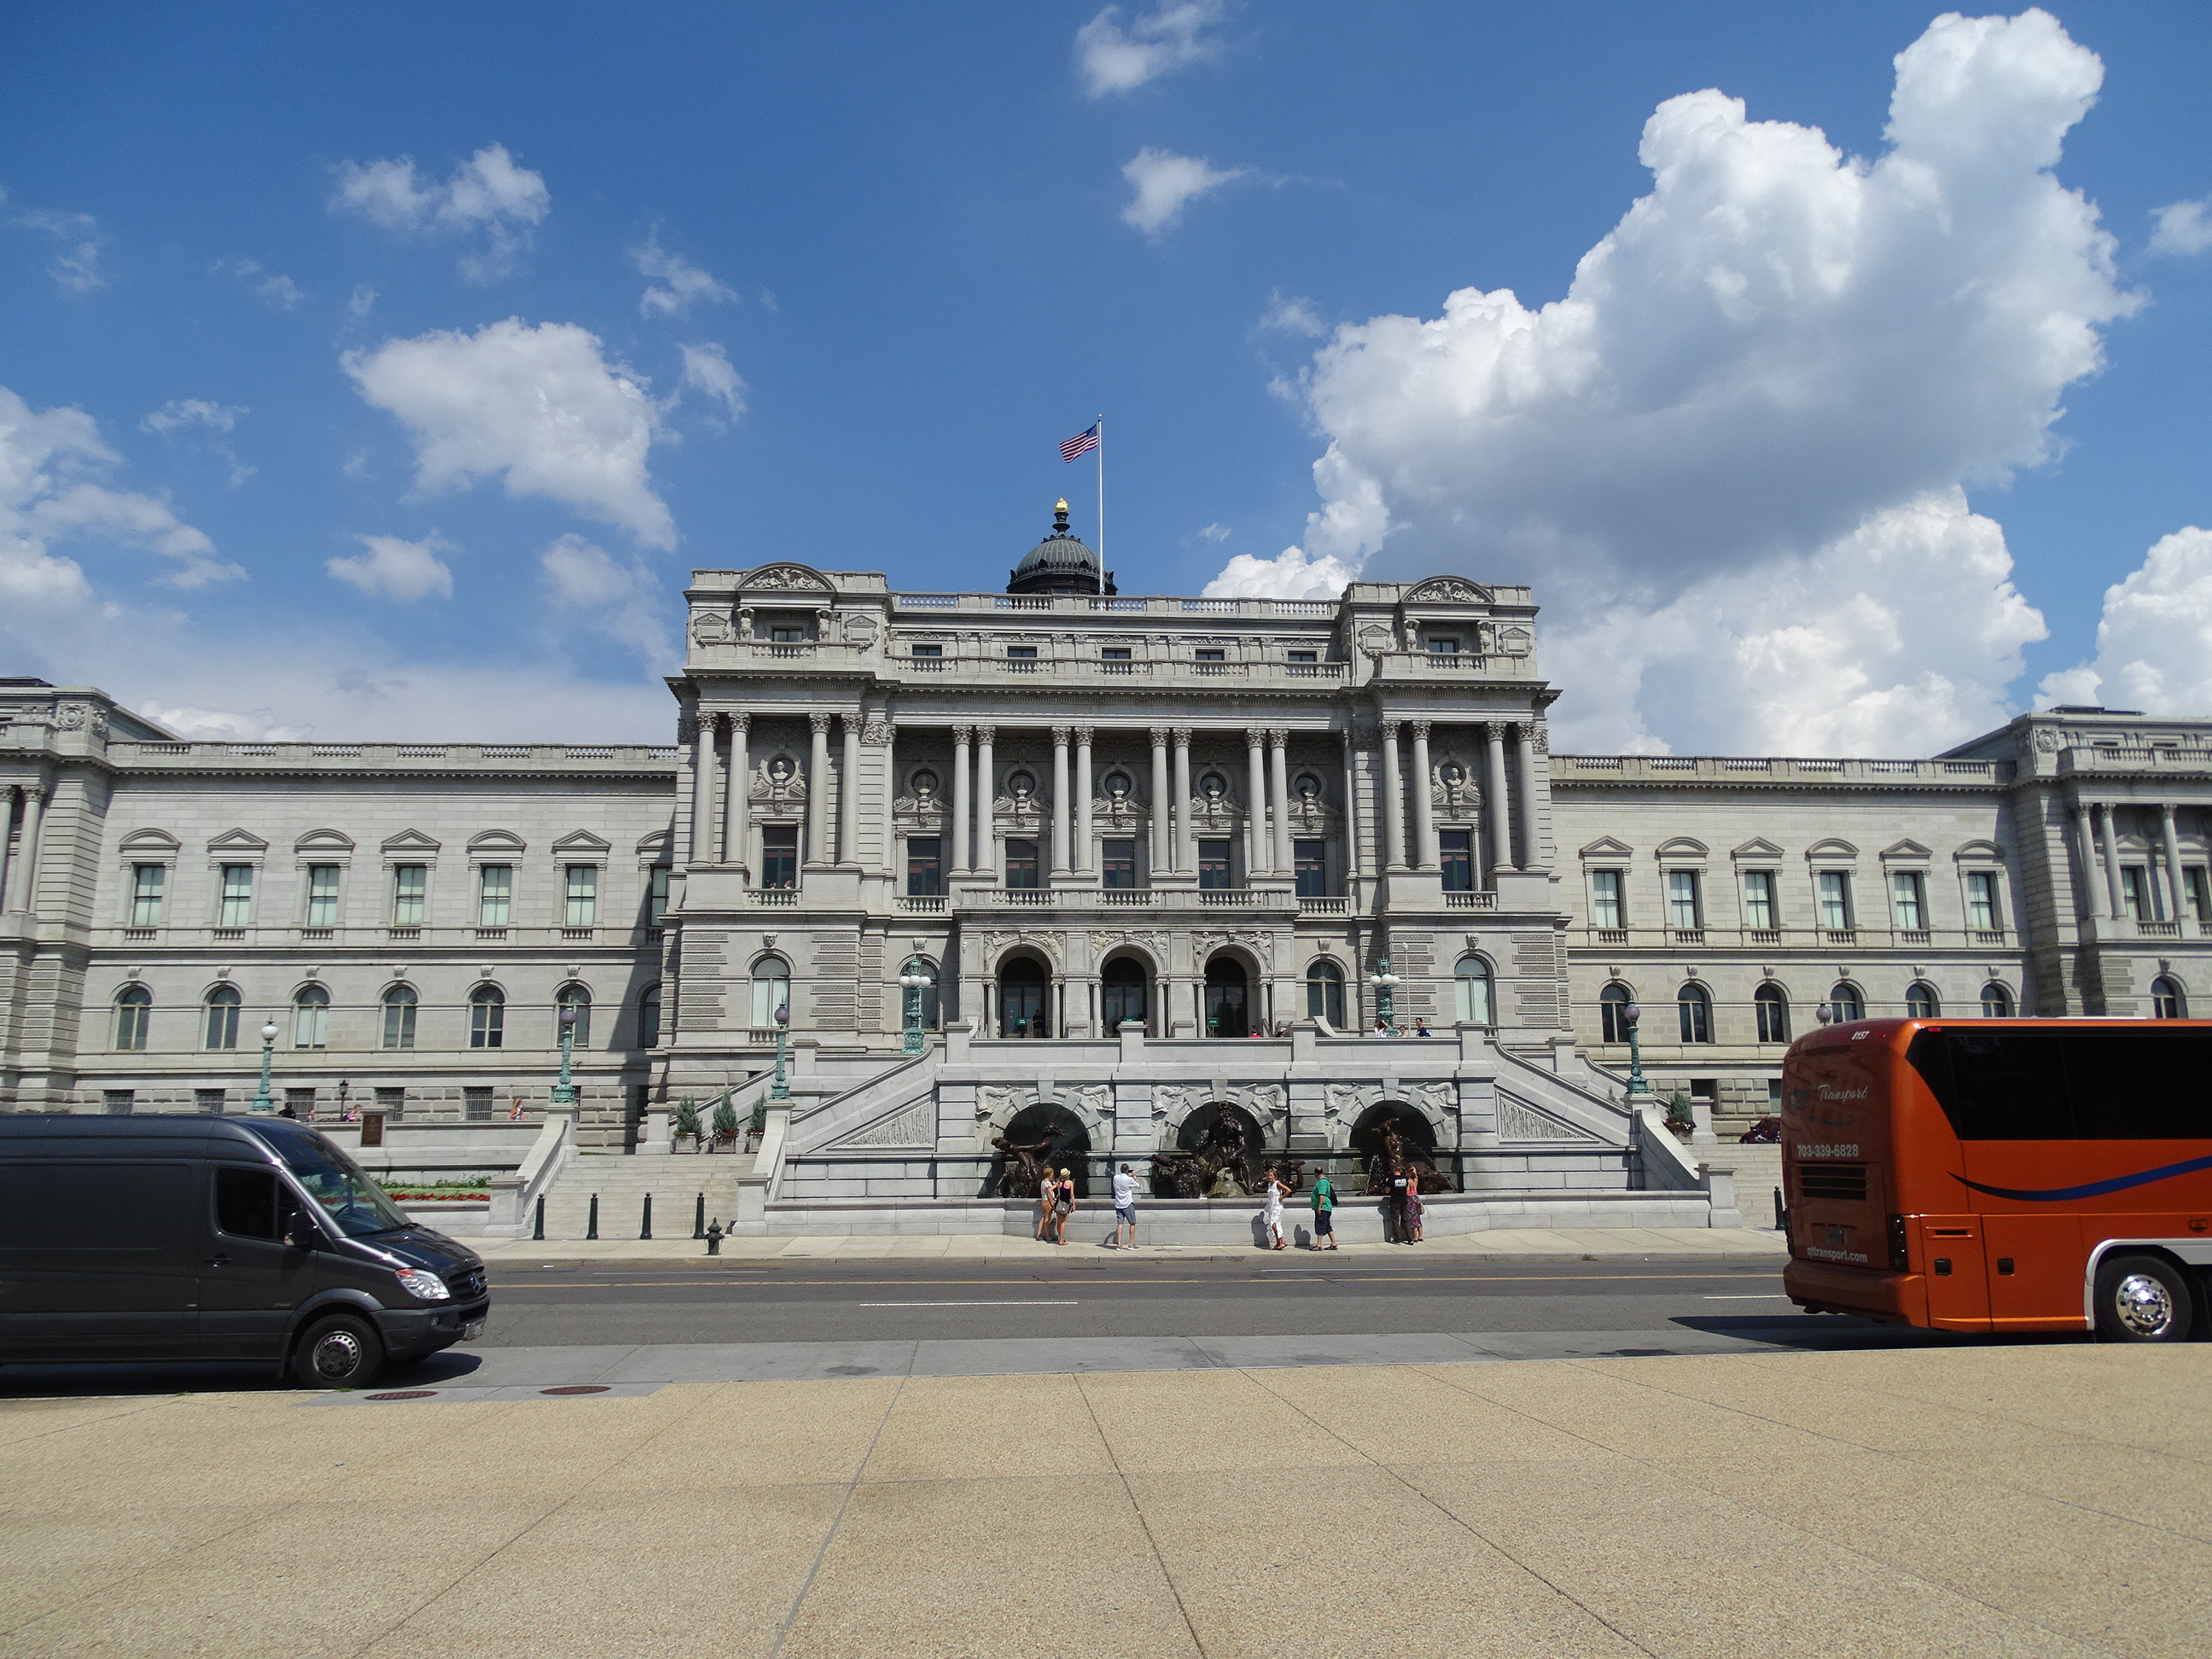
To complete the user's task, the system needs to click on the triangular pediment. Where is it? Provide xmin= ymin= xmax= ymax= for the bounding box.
xmin=552 ymin=830 xmax=612 ymax=855
xmin=294 ymin=828 xmax=355 ymax=854
xmin=1578 ymin=836 xmax=1633 ymax=860
xmin=1731 ymin=837 xmax=1784 ymax=860
xmin=207 ymin=828 xmax=269 ymax=853
xmin=1880 ymin=838 xmax=1933 ymax=861
xmin=381 ymin=829 xmax=443 ymax=855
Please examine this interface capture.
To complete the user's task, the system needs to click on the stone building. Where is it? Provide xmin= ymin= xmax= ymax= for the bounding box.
xmin=3 ymin=509 xmax=2207 ymax=1233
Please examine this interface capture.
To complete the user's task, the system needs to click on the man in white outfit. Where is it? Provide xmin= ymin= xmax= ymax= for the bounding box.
xmin=1111 ymin=1162 xmax=1139 ymax=1249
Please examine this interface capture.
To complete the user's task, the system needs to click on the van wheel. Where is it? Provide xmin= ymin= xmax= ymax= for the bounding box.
xmin=2093 ymin=1254 xmax=2193 ymax=1342
xmin=294 ymin=1313 xmax=383 ymax=1388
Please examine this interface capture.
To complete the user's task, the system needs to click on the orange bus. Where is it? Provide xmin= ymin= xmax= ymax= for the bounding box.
xmin=1781 ymin=1017 xmax=2212 ymax=1342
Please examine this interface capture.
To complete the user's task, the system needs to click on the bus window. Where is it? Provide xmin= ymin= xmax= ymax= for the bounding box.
xmin=1908 ymin=1028 xmax=2072 ymax=1139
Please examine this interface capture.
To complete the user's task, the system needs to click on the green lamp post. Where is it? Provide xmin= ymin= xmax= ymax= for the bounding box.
xmin=250 ymin=1021 xmax=279 ymax=1114
xmin=897 ymin=957 xmax=931 ymax=1056
xmin=770 ymin=1002 xmax=791 ymax=1101
xmin=1368 ymin=957 xmax=1400 ymax=1033
xmin=1622 ymin=1001 xmax=1650 ymax=1097
xmin=550 ymin=1002 xmax=579 ymax=1109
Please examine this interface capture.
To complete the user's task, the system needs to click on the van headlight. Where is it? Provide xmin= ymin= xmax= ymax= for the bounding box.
xmin=395 ymin=1267 xmax=450 ymax=1301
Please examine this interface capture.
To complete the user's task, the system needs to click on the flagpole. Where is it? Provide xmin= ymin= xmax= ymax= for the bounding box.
xmin=1096 ymin=414 xmax=1105 ymax=596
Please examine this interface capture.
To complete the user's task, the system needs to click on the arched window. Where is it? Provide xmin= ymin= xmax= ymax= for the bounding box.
xmin=1305 ymin=958 xmax=1346 ymax=1027
xmin=1828 ymin=982 xmax=1866 ymax=1024
xmin=1677 ymin=981 xmax=1713 ymax=1044
xmin=917 ymin=959 xmax=941 ymax=1028
xmin=2152 ymin=975 xmax=2187 ymax=1020
xmin=203 ymin=984 xmax=242 ymax=1051
xmin=1981 ymin=981 xmax=2014 ymax=1018
xmin=556 ymin=983 xmax=591 ymax=1047
xmin=1455 ymin=955 xmax=1494 ymax=1027
xmin=750 ymin=957 xmax=791 ymax=1027
xmin=1754 ymin=983 xmax=1790 ymax=1045
xmin=114 ymin=985 xmax=152 ymax=1052
xmin=1599 ymin=981 xmax=1633 ymax=1044
xmin=293 ymin=984 xmax=329 ymax=1050
xmin=381 ymin=984 xmax=417 ymax=1050
xmin=637 ymin=983 xmax=662 ymax=1049
xmin=469 ymin=984 xmax=505 ymax=1050
xmin=1905 ymin=981 xmax=1941 ymax=1020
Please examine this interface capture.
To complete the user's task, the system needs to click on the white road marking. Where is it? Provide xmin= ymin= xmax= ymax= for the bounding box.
xmin=1703 ymin=1294 xmax=1793 ymax=1300
xmin=858 ymin=1300 xmax=1080 ymax=1307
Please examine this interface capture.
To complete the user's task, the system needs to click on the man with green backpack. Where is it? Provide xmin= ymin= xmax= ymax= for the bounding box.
xmin=1310 ymin=1168 xmax=1338 ymax=1250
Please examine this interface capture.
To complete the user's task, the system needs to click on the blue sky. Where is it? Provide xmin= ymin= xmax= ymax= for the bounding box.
xmin=2 ymin=3 xmax=2207 ymax=750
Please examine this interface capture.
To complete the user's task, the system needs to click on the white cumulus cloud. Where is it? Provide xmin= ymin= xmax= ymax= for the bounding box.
xmin=633 ymin=236 xmax=737 ymax=317
xmin=1214 ymin=8 xmax=2139 ymax=754
xmin=141 ymin=399 xmax=253 ymax=486
xmin=678 ymin=342 xmax=748 ymax=421
xmin=540 ymin=533 xmax=670 ymax=661
xmin=1121 ymin=148 xmax=1249 ymax=239
xmin=330 ymin=143 xmax=550 ymax=282
xmin=2037 ymin=527 xmax=2212 ymax=713
xmin=326 ymin=533 xmax=455 ymax=602
xmin=212 ymin=257 xmax=302 ymax=308
xmin=342 ymin=317 xmax=674 ymax=550
xmin=1076 ymin=1 xmax=1226 ymax=96
xmin=9 ymin=202 xmax=106 ymax=294
xmin=2149 ymin=195 xmax=2212 ymax=256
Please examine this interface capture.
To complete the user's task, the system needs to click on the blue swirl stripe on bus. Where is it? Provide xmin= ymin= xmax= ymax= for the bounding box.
xmin=1952 ymin=1154 xmax=2212 ymax=1203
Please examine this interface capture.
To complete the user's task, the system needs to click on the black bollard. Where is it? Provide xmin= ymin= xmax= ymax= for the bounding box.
xmin=705 ymin=1219 xmax=723 ymax=1256
xmin=586 ymin=1192 xmax=599 ymax=1240
xmin=693 ymin=1192 xmax=705 ymax=1238
xmin=533 ymin=1194 xmax=544 ymax=1241
xmin=641 ymin=1191 xmax=653 ymax=1240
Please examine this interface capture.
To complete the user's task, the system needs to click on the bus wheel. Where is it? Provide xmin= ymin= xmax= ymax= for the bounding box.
xmin=2093 ymin=1255 xmax=2193 ymax=1342
xmin=293 ymin=1313 xmax=384 ymax=1388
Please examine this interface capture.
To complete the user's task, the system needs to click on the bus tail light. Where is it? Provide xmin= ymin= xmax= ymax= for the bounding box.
xmin=1888 ymin=1214 xmax=1909 ymax=1272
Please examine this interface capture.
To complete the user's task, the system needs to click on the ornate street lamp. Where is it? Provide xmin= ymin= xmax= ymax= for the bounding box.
xmin=250 ymin=1021 xmax=280 ymax=1115
xmin=551 ymin=1003 xmax=579 ymax=1109
xmin=1622 ymin=1001 xmax=1650 ymax=1097
xmin=770 ymin=1002 xmax=792 ymax=1101
xmin=1368 ymin=957 xmax=1400 ymax=1032
xmin=897 ymin=957 xmax=931 ymax=1056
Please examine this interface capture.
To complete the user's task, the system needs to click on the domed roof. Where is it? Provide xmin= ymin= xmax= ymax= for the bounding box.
xmin=1006 ymin=499 xmax=1115 ymax=595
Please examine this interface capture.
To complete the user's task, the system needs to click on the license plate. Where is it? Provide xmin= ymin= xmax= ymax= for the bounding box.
xmin=462 ymin=1320 xmax=485 ymax=1342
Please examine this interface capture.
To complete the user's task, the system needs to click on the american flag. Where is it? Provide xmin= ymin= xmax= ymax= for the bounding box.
xmin=1059 ymin=422 xmax=1100 ymax=463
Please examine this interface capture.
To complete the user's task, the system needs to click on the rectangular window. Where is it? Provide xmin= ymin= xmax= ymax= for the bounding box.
xmin=218 ymin=864 xmax=254 ymax=927
xmin=906 ymin=837 xmax=943 ymax=896
xmin=1741 ymin=869 xmax=1776 ymax=930
xmin=647 ymin=865 xmax=670 ymax=926
xmin=285 ymin=1087 xmax=316 ymax=1119
xmin=1101 ymin=647 xmax=1132 ymax=661
xmin=1668 ymin=870 xmax=1701 ymax=928
xmin=1590 ymin=870 xmax=1623 ymax=928
xmin=196 ymin=1088 xmax=225 ymax=1115
xmin=391 ymin=864 xmax=427 ymax=925
xmin=564 ymin=864 xmax=597 ymax=926
xmin=102 ymin=1089 xmax=135 ymax=1115
xmin=2122 ymin=864 xmax=2153 ymax=921
xmin=911 ymin=643 xmax=942 ymax=659
xmin=1195 ymin=648 xmax=1225 ymax=663
xmin=770 ymin=626 xmax=805 ymax=643
xmin=464 ymin=1086 xmax=493 ymax=1123
xmin=214 ymin=1167 xmax=278 ymax=1240
xmin=1817 ymin=870 xmax=1853 ymax=930
xmin=478 ymin=864 xmax=512 ymax=926
xmin=1287 ymin=650 xmax=1317 ymax=664
xmin=760 ymin=825 xmax=799 ymax=889
xmin=2187 ymin=867 xmax=2211 ymax=924
xmin=1006 ymin=645 xmax=1037 ymax=660
xmin=1438 ymin=830 xmax=1472 ymax=894
xmin=129 ymin=863 xmax=166 ymax=926
xmin=1004 ymin=838 xmax=1040 ymax=888
xmin=1891 ymin=871 xmax=1926 ymax=930
xmin=1198 ymin=839 xmax=1233 ymax=890
xmin=1427 ymin=637 xmax=1459 ymax=655
xmin=1295 ymin=838 xmax=1330 ymax=898
xmin=305 ymin=864 xmax=341 ymax=927
xmin=1102 ymin=839 xmax=1138 ymax=889
xmin=375 ymin=1086 xmax=405 ymax=1123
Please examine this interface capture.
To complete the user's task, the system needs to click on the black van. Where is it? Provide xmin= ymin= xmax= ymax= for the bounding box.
xmin=0 ymin=1114 xmax=488 ymax=1388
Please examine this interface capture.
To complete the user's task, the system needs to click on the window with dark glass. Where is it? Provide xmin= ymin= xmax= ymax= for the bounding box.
xmin=1754 ymin=984 xmax=1790 ymax=1044
xmin=911 ymin=643 xmax=942 ymax=658
xmin=1439 ymin=830 xmax=1472 ymax=893
xmin=469 ymin=984 xmax=505 ymax=1050
xmin=760 ymin=824 xmax=799 ymax=889
xmin=770 ymin=626 xmax=805 ymax=643
xmin=1677 ymin=981 xmax=1713 ymax=1044
xmin=1102 ymin=646 xmax=1132 ymax=661
xmin=906 ymin=837 xmax=943 ymax=895
xmin=1196 ymin=649 xmax=1225 ymax=662
xmin=1599 ymin=982 xmax=1633 ymax=1042
xmin=1198 ymin=839 xmax=1232 ymax=889
xmin=1006 ymin=645 xmax=1037 ymax=660
xmin=1288 ymin=650 xmax=1317 ymax=665
xmin=646 ymin=865 xmax=670 ymax=926
xmin=1428 ymin=637 xmax=1460 ymax=655
xmin=1295 ymin=839 xmax=1328 ymax=897
xmin=1005 ymin=839 xmax=1040 ymax=888
xmin=1101 ymin=839 xmax=1137 ymax=888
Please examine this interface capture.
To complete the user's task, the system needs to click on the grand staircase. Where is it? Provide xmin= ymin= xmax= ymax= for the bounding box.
xmin=538 ymin=1151 xmax=756 ymax=1242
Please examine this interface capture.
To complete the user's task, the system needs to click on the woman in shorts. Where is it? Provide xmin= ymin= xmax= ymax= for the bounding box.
xmin=1053 ymin=1168 xmax=1075 ymax=1244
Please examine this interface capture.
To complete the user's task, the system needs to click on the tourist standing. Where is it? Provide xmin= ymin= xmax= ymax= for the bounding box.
xmin=1112 ymin=1162 xmax=1138 ymax=1249
xmin=1262 ymin=1166 xmax=1289 ymax=1251
xmin=1382 ymin=1162 xmax=1411 ymax=1243
xmin=1310 ymin=1168 xmax=1337 ymax=1250
xmin=1036 ymin=1168 xmax=1055 ymax=1242
xmin=1054 ymin=1168 xmax=1076 ymax=1244
xmin=1412 ymin=1017 xmax=1431 ymax=1038
xmin=1406 ymin=1167 xmax=1424 ymax=1243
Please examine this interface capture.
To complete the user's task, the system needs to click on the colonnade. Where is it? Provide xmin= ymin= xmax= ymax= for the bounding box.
xmin=2073 ymin=797 xmax=2203 ymax=932
xmin=684 ymin=709 xmax=885 ymax=872
xmin=1375 ymin=719 xmax=1545 ymax=878
xmin=0 ymin=779 xmax=48 ymax=913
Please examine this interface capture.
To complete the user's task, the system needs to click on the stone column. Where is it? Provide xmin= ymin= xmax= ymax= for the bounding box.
xmin=975 ymin=725 xmax=997 ymax=879
xmin=1269 ymin=729 xmax=1293 ymax=876
xmin=1245 ymin=731 xmax=1269 ymax=878
xmin=725 ymin=714 xmax=749 ymax=865
xmin=838 ymin=713 xmax=863 ymax=865
xmin=1379 ymin=719 xmax=1407 ymax=870
xmin=0 ymin=789 xmax=15 ymax=911
xmin=2098 ymin=802 xmax=2125 ymax=921
xmin=2074 ymin=800 xmax=2105 ymax=919
xmin=7 ymin=783 xmax=44 ymax=915
xmin=1484 ymin=722 xmax=1512 ymax=875
xmin=689 ymin=715 xmax=715 ymax=870
xmin=807 ymin=713 xmax=833 ymax=865
xmin=1149 ymin=728 xmax=1171 ymax=876
xmin=2162 ymin=803 xmax=2192 ymax=934
xmin=1341 ymin=731 xmax=1363 ymax=882
xmin=1514 ymin=721 xmax=1544 ymax=870
xmin=876 ymin=713 xmax=899 ymax=875
xmin=1172 ymin=728 xmax=1192 ymax=872
xmin=1409 ymin=720 xmax=1436 ymax=870
xmin=1074 ymin=727 xmax=1094 ymax=876
xmin=1051 ymin=726 xmax=1072 ymax=875
xmin=952 ymin=726 xmax=974 ymax=873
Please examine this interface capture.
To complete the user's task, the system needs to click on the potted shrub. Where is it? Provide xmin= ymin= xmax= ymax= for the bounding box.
xmin=672 ymin=1096 xmax=701 ymax=1151
xmin=711 ymin=1098 xmax=738 ymax=1151
xmin=1664 ymin=1091 xmax=1697 ymax=1138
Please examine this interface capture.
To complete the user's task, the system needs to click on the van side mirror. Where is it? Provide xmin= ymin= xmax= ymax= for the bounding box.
xmin=282 ymin=1220 xmax=318 ymax=1251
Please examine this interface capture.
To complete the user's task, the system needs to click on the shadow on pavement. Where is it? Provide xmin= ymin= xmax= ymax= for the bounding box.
xmin=1667 ymin=1313 xmax=2090 ymax=1353
xmin=0 ymin=1348 xmax=486 ymax=1400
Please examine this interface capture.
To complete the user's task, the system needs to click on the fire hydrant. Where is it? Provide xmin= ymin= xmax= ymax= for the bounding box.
xmin=704 ymin=1219 xmax=724 ymax=1256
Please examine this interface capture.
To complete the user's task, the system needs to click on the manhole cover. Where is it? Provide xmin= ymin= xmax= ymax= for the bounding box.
xmin=539 ymin=1384 xmax=611 ymax=1395
xmin=1605 ymin=1348 xmax=1671 ymax=1358
xmin=365 ymin=1389 xmax=438 ymax=1401
xmin=822 ymin=1365 xmax=878 ymax=1377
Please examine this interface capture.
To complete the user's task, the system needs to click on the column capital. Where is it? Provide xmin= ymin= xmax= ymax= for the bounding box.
xmin=1267 ymin=726 xmax=1289 ymax=748
xmin=1172 ymin=727 xmax=1192 ymax=748
xmin=1150 ymin=725 xmax=1173 ymax=745
xmin=1052 ymin=725 xmax=1073 ymax=745
xmin=1379 ymin=719 xmax=1401 ymax=741
xmin=807 ymin=712 xmax=832 ymax=736
xmin=952 ymin=725 xmax=975 ymax=745
xmin=975 ymin=724 xmax=997 ymax=743
xmin=1409 ymin=719 xmax=1432 ymax=741
xmin=1246 ymin=728 xmax=1266 ymax=750
xmin=727 ymin=711 xmax=749 ymax=734
xmin=1074 ymin=725 xmax=1095 ymax=744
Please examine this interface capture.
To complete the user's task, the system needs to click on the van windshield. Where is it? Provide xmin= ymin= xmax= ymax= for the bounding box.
xmin=278 ymin=1144 xmax=410 ymax=1237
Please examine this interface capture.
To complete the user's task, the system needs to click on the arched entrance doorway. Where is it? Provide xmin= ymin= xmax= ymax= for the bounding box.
xmin=1101 ymin=956 xmax=1148 ymax=1033
xmin=1203 ymin=956 xmax=1249 ymax=1037
xmin=989 ymin=1102 xmax=1091 ymax=1197
xmin=1349 ymin=1103 xmax=1457 ymax=1194
xmin=998 ymin=955 xmax=1051 ymax=1038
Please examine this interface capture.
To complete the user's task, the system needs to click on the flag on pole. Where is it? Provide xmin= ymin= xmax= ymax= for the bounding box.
xmin=1059 ymin=422 xmax=1100 ymax=463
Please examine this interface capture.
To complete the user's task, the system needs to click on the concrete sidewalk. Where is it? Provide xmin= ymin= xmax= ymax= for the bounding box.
xmin=4 ymin=1344 xmax=2205 ymax=1658
xmin=474 ymin=1224 xmax=1790 ymax=1264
